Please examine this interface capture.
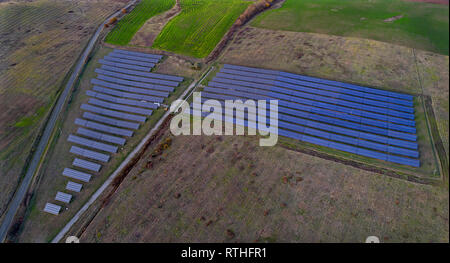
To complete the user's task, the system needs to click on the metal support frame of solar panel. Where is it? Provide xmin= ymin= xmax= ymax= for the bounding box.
xmin=77 ymin=127 xmax=126 ymax=146
xmin=55 ymin=192 xmax=72 ymax=203
xmin=100 ymin=65 xmax=184 ymax=82
xmin=223 ymin=64 xmax=414 ymax=101
xmin=75 ymin=118 xmax=134 ymax=137
xmin=83 ymin=111 xmax=139 ymax=130
xmin=68 ymin=134 xmax=118 ymax=153
xmin=86 ymin=90 xmax=157 ymax=109
xmin=73 ymin=158 xmax=102 ymax=172
xmin=209 ymin=81 xmax=416 ymax=134
xmin=108 ymin=53 xmax=160 ymax=64
xmin=103 ymin=56 xmax=156 ymax=68
xmin=62 ymin=167 xmax=93 ymax=182
xmin=70 ymin=146 xmax=110 ymax=162
xmin=99 ymin=59 xmax=152 ymax=72
xmin=91 ymin=79 xmax=169 ymax=97
xmin=197 ymin=97 xmax=418 ymax=158
xmin=88 ymin=98 xmax=152 ymax=115
xmin=92 ymin=86 xmax=164 ymax=103
xmin=220 ymin=68 xmax=413 ymax=107
xmin=209 ymin=79 xmax=415 ymax=127
xmin=202 ymin=86 xmax=418 ymax=145
xmin=187 ymin=106 xmax=419 ymax=167
xmin=113 ymin=49 xmax=163 ymax=60
xmin=212 ymin=76 xmax=415 ymax=120
xmin=96 ymin=69 xmax=179 ymax=87
xmin=44 ymin=203 xmax=61 ymax=215
xmin=81 ymin=104 xmax=146 ymax=122
xmin=96 ymin=75 xmax=174 ymax=93
xmin=217 ymin=72 xmax=414 ymax=112
xmin=66 ymin=181 xmax=83 ymax=193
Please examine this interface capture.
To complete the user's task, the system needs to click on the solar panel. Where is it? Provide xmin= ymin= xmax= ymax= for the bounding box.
xmin=92 ymin=86 xmax=164 ymax=103
xmin=81 ymin=104 xmax=147 ymax=122
xmin=91 ymin=79 xmax=170 ymax=97
xmin=96 ymin=75 xmax=174 ymax=92
xmin=73 ymin=158 xmax=101 ymax=172
xmin=108 ymin=53 xmax=160 ymax=64
xmin=70 ymin=146 xmax=110 ymax=162
xmin=66 ymin=181 xmax=83 ymax=193
xmin=99 ymin=59 xmax=152 ymax=72
xmin=103 ymin=56 xmax=156 ymax=68
xmin=55 ymin=192 xmax=72 ymax=203
xmin=113 ymin=49 xmax=163 ymax=60
xmin=100 ymin=65 xmax=184 ymax=82
xmin=88 ymin=98 xmax=153 ymax=115
xmin=96 ymin=69 xmax=179 ymax=87
xmin=75 ymin=118 xmax=134 ymax=137
xmin=83 ymin=111 xmax=140 ymax=130
xmin=67 ymin=134 xmax=118 ymax=153
xmin=86 ymin=90 xmax=157 ymax=109
xmin=77 ymin=127 xmax=126 ymax=145
xmin=44 ymin=203 xmax=61 ymax=215
xmin=62 ymin=167 xmax=92 ymax=182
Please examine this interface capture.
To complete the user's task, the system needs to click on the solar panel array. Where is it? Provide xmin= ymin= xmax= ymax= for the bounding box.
xmin=45 ymin=49 xmax=184 ymax=215
xmin=196 ymin=64 xmax=420 ymax=167
xmin=43 ymin=203 xmax=61 ymax=215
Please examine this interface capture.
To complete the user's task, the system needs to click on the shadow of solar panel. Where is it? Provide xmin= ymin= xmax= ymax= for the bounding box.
xmin=113 ymin=49 xmax=163 ymax=60
xmin=66 ymin=181 xmax=83 ymax=193
xmin=101 ymin=65 xmax=184 ymax=82
xmin=68 ymin=134 xmax=118 ymax=153
xmin=62 ymin=167 xmax=92 ymax=182
xmin=108 ymin=53 xmax=160 ymax=63
xmin=75 ymin=118 xmax=134 ymax=137
xmin=55 ymin=192 xmax=72 ymax=203
xmin=77 ymin=127 xmax=126 ymax=146
xmin=88 ymin=98 xmax=153 ymax=115
xmin=91 ymin=79 xmax=170 ymax=97
xmin=86 ymin=90 xmax=157 ymax=109
xmin=81 ymin=104 xmax=146 ymax=122
xmin=96 ymin=75 xmax=174 ymax=92
xmin=99 ymin=59 xmax=152 ymax=72
xmin=96 ymin=69 xmax=179 ymax=87
xmin=83 ymin=112 xmax=140 ymax=130
xmin=70 ymin=146 xmax=110 ymax=162
xmin=72 ymin=158 xmax=101 ymax=172
xmin=103 ymin=56 xmax=155 ymax=68
xmin=93 ymin=86 xmax=164 ymax=103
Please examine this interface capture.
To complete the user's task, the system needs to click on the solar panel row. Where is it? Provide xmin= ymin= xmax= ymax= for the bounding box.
xmin=99 ymin=59 xmax=152 ymax=72
xmin=81 ymin=104 xmax=146 ymax=122
xmin=96 ymin=74 xmax=174 ymax=92
xmin=55 ymin=192 xmax=72 ymax=203
xmin=66 ymin=181 xmax=83 ymax=193
xmin=86 ymin=90 xmax=157 ymax=109
xmin=103 ymin=56 xmax=156 ymax=68
xmin=83 ymin=112 xmax=140 ymax=130
xmin=77 ymin=127 xmax=126 ymax=146
xmin=68 ymin=135 xmax=118 ymax=153
xmin=93 ymin=86 xmax=164 ymax=103
xmin=96 ymin=69 xmax=179 ymax=87
xmin=62 ymin=167 xmax=92 ymax=182
xmin=44 ymin=203 xmax=61 ymax=215
xmin=108 ymin=52 xmax=160 ymax=64
xmin=72 ymin=158 xmax=101 ymax=172
xmin=101 ymin=65 xmax=184 ymax=82
xmin=75 ymin=118 xmax=134 ymax=137
xmin=70 ymin=146 xmax=110 ymax=162
xmin=91 ymin=79 xmax=170 ymax=97
xmin=88 ymin=98 xmax=152 ymax=115
xmin=113 ymin=49 xmax=163 ymax=60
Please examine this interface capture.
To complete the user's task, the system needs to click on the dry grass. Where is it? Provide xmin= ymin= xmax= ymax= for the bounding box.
xmin=79 ymin=133 xmax=449 ymax=242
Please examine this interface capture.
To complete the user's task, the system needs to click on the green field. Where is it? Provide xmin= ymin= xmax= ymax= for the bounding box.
xmin=252 ymin=0 xmax=449 ymax=55
xmin=105 ymin=0 xmax=176 ymax=45
xmin=152 ymin=0 xmax=251 ymax=58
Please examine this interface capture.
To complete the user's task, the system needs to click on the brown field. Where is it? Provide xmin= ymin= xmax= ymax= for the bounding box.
xmin=0 ymin=0 xmax=127 ymax=223
xmin=78 ymin=131 xmax=449 ymax=242
xmin=219 ymin=26 xmax=449 ymax=171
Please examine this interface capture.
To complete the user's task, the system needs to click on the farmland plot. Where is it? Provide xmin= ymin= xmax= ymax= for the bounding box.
xmin=152 ymin=0 xmax=251 ymax=58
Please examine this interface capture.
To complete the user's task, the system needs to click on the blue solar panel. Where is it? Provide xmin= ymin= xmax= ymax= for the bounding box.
xmin=86 ymin=90 xmax=157 ymax=109
xmin=88 ymin=98 xmax=153 ymax=115
xmin=91 ymin=79 xmax=169 ymax=97
xmin=68 ymin=134 xmax=118 ymax=153
xmin=81 ymin=104 xmax=147 ymax=122
xmin=101 ymin=65 xmax=184 ymax=82
xmin=75 ymin=118 xmax=134 ymax=137
xmin=83 ymin=111 xmax=140 ymax=130
xmin=96 ymin=75 xmax=174 ymax=92
xmin=77 ymin=127 xmax=127 ymax=145
xmin=103 ymin=56 xmax=155 ymax=68
xmin=108 ymin=53 xmax=160 ymax=64
xmin=70 ymin=146 xmax=110 ymax=163
xmin=99 ymin=59 xmax=152 ymax=72
xmin=113 ymin=49 xmax=163 ymax=60
xmin=96 ymin=69 xmax=179 ymax=87
xmin=92 ymin=86 xmax=164 ymax=103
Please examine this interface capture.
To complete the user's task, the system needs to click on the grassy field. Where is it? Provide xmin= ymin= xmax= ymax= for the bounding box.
xmin=252 ymin=0 xmax=449 ymax=55
xmin=105 ymin=0 xmax=176 ymax=46
xmin=152 ymin=0 xmax=252 ymax=58
xmin=79 ymin=133 xmax=448 ymax=242
xmin=0 ymin=0 xmax=127 ymax=224
xmin=13 ymin=45 xmax=194 ymax=243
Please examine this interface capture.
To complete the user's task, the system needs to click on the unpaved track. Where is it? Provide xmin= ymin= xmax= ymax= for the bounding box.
xmin=0 ymin=0 xmax=138 ymax=242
